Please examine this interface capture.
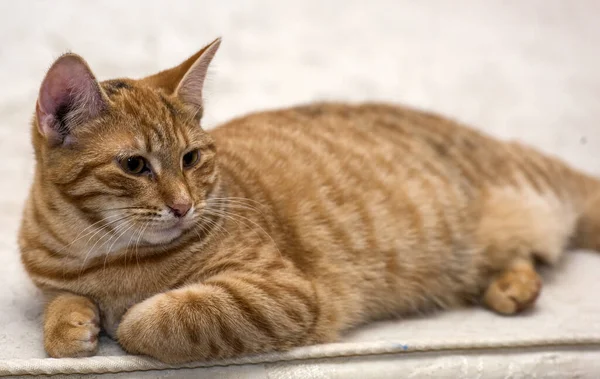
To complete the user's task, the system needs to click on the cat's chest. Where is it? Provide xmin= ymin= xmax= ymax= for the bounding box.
xmin=96 ymin=293 xmax=143 ymax=339
xmin=55 ymin=245 xmax=207 ymax=337
xmin=71 ymin=267 xmax=179 ymax=338
xmin=90 ymin=280 xmax=167 ymax=339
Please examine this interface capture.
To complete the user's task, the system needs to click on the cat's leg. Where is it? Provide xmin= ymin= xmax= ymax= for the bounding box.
xmin=117 ymin=265 xmax=334 ymax=363
xmin=476 ymin=187 xmax=575 ymax=314
xmin=43 ymin=293 xmax=100 ymax=358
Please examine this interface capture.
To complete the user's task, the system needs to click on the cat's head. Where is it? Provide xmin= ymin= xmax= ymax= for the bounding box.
xmin=32 ymin=38 xmax=221 ymax=246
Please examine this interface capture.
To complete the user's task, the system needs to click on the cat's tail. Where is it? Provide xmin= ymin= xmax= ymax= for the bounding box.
xmin=572 ymin=175 xmax=600 ymax=252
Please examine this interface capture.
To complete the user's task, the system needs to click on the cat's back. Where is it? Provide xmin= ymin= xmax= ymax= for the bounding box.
xmin=210 ymin=101 xmax=500 ymax=200
xmin=209 ymin=102 xmax=495 ymax=257
xmin=209 ymin=101 xmax=585 ymax=256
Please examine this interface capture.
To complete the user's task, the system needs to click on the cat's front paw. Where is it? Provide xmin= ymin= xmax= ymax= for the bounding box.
xmin=117 ymin=289 xmax=221 ymax=364
xmin=44 ymin=297 xmax=100 ymax=358
xmin=116 ymin=294 xmax=173 ymax=361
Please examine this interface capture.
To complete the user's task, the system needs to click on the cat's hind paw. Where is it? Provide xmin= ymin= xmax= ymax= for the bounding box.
xmin=483 ymin=260 xmax=542 ymax=315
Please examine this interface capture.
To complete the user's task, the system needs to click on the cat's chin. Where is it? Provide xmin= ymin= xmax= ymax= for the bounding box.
xmin=143 ymin=225 xmax=185 ymax=245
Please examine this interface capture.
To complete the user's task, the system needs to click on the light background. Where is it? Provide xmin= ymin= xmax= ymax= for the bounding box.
xmin=0 ymin=0 xmax=599 ymax=362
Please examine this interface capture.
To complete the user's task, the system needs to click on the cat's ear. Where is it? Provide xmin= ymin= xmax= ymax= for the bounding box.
xmin=174 ymin=38 xmax=221 ymax=116
xmin=36 ymin=53 xmax=107 ymax=146
xmin=141 ymin=37 xmax=221 ymax=117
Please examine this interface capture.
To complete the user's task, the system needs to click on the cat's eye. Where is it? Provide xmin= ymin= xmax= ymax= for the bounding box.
xmin=119 ymin=156 xmax=149 ymax=175
xmin=182 ymin=149 xmax=200 ymax=169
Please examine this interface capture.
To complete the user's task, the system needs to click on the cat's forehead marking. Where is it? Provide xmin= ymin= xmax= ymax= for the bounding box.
xmin=174 ymin=126 xmax=188 ymax=147
xmin=117 ymin=94 xmax=178 ymax=147
xmin=147 ymin=124 xmax=181 ymax=155
xmin=158 ymin=92 xmax=179 ymax=118
xmin=105 ymin=83 xmax=203 ymax=159
xmin=102 ymin=80 xmax=133 ymax=98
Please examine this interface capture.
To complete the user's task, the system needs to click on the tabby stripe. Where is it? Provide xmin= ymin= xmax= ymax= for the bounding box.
xmin=149 ymin=121 xmax=167 ymax=145
xmin=424 ymin=177 xmax=454 ymax=250
xmin=476 ymin=142 xmax=520 ymax=188
xmin=196 ymin=260 xmax=248 ymax=281
xmin=371 ymin=117 xmax=452 ymax=183
xmin=63 ymin=190 xmax=128 ymax=202
xmin=213 ymin=164 xmax=279 ymax=237
xmin=511 ymin=146 xmax=550 ymax=192
xmin=207 ymin=340 xmax=221 ymax=359
xmin=24 ymin=216 xmax=219 ymax=280
xmin=216 ymin=154 xmax=272 ymax=208
xmin=196 ymin=157 xmax=217 ymax=180
xmin=331 ymin=117 xmax=431 ymax=248
xmin=551 ymin=160 xmax=574 ymax=198
xmin=353 ymin=120 xmax=431 ymax=245
xmin=262 ymin=116 xmax=364 ymax=252
xmin=269 ymin=114 xmax=383 ymax=250
xmin=176 ymin=285 xmax=248 ymax=357
xmin=235 ymin=273 xmax=313 ymax=321
xmin=102 ymin=80 xmax=131 ymax=98
xmin=385 ymin=108 xmax=491 ymax=185
xmin=216 ymin=315 xmax=246 ymax=355
xmin=142 ymin=128 xmax=153 ymax=153
xmin=356 ymin=110 xmax=467 ymax=250
xmin=505 ymin=145 xmax=545 ymax=192
xmin=31 ymin=197 xmax=68 ymax=247
xmin=219 ymin=272 xmax=313 ymax=345
xmin=166 ymin=291 xmax=205 ymax=347
xmin=522 ymin=149 xmax=562 ymax=196
xmin=207 ymin=280 xmax=279 ymax=340
xmin=384 ymin=248 xmax=401 ymax=288
xmin=203 ymin=140 xmax=216 ymax=152
xmin=297 ymin=113 xmax=389 ymax=252
xmin=93 ymin=173 xmax=132 ymax=192
xmin=50 ymin=185 xmax=98 ymax=226
xmin=55 ymin=161 xmax=110 ymax=187
xmin=22 ymin=234 xmax=71 ymax=260
xmin=159 ymin=92 xmax=179 ymax=119
xmin=333 ymin=113 xmax=456 ymax=251
xmin=233 ymin=275 xmax=310 ymax=344
xmin=170 ymin=270 xmax=196 ymax=288
xmin=217 ymin=150 xmax=302 ymax=257
xmin=559 ymin=162 xmax=588 ymax=202
xmin=416 ymin=125 xmax=492 ymax=185
xmin=262 ymin=258 xmax=286 ymax=271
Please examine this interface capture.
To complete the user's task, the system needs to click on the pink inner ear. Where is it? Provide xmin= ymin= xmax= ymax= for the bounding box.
xmin=36 ymin=55 xmax=105 ymax=144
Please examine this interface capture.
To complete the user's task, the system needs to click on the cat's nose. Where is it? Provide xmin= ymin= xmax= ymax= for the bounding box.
xmin=167 ymin=202 xmax=192 ymax=218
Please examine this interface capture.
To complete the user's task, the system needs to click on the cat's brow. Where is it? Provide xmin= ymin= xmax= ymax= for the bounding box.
xmin=115 ymin=146 xmax=145 ymax=159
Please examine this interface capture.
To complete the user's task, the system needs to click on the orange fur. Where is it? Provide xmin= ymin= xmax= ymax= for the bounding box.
xmin=18 ymin=38 xmax=600 ymax=363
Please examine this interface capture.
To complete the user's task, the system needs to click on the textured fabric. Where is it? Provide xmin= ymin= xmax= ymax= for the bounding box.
xmin=1 ymin=0 xmax=599 ymax=377
xmin=2 ymin=253 xmax=600 ymax=376
xmin=6 ymin=351 xmax=600 ymax=378
xmin=2 ymin=336 xmax=600 ymax=376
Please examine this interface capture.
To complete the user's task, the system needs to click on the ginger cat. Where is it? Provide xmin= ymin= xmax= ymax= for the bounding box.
xmin=18 ymin=37 xmax=600 ymax=363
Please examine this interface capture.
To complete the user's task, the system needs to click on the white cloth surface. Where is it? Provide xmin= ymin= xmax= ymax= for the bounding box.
xmin=0 ymin=0 xmax=599 ymax=377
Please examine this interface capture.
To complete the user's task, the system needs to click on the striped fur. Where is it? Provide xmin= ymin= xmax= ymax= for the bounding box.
xmin=19 ymin=40 xmax=600 ymax=363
